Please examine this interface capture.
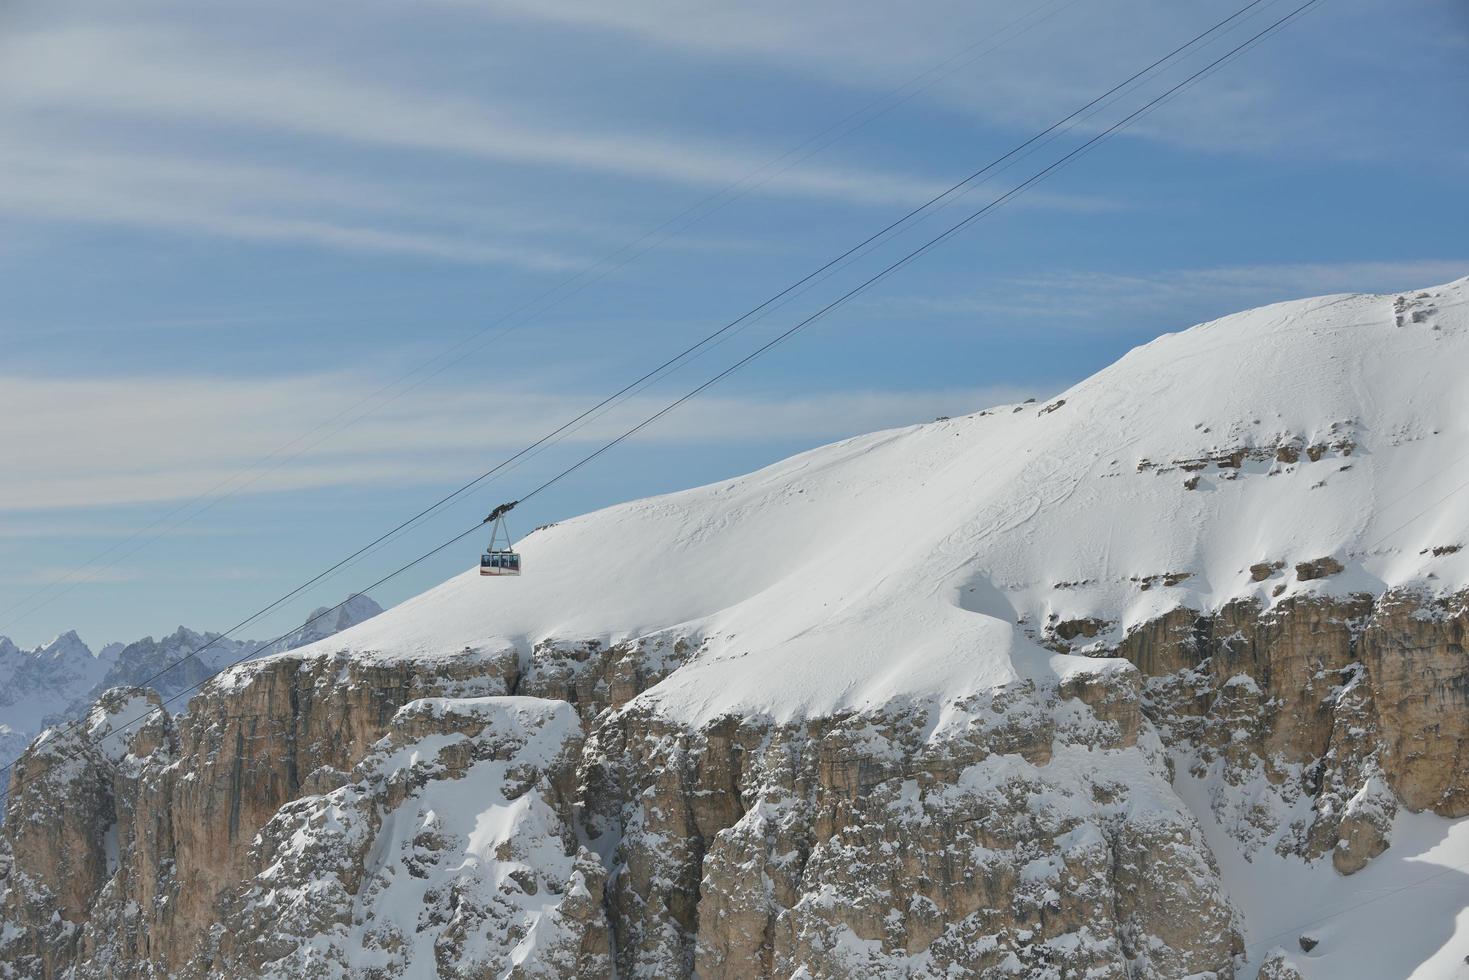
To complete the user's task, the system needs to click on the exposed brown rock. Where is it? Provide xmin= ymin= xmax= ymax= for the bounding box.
xmin=1295 ymin=556 xmax=1345 ymax=581
xmin=197 ymin=697 xmax=610 ymax=979
xmin=660 ymin=674 xmax=1231 ymax=979
xmin=1111 ymin=589 xmax=1469 ymax=875
xmin=1132 ymin=571 xmax=1194 ymax=590
xmin=1052 ymin=616 xmax=1110 ymax=642
xmin=519 ymin=631 xmax=695 ymax=725
xmin=1358 ymin=591 xmax=1469 ymax=815
xmin=1333 ymin=803 xmax=1392 ymax=874
xmin=5 ymin=587 xmax=1467 ymax=975
xmin=1250 ymin=560 xmax=1285 ymax=582
xmin=0 ymin=688 xmax=177 ymax=979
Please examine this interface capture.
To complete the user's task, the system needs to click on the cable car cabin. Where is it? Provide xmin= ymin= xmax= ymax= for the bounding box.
xmin=480 ymin=550 xmax=522 ymax=576
xmin=480 ymin=504 xmax=521 ymax=577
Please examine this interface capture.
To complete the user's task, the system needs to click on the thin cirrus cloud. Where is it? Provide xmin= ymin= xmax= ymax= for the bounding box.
xmin=0 ymin=142 xmax=586 ymax=271
xmin=470 ymin=0 xmax=1291 ymax=150
xmin=0 ymin=135 xmax=791 ymax=272
xmin=470 ymin=0 xmax=1458 ymax=162
xmin=0 ymin=18 xmax=1131 ymax=269
xmin=0 ymin=25 xmax=946 ymax=207
xmin=0 ymin=372 xmax=1046 ymax=512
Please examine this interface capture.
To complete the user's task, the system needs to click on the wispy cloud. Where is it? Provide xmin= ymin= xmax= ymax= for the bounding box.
xmin=0 ymin=372 xmax=1044 ymax=512
xmin=0 ymin=14 xmax=1133 ymax=268
xmin=466 ymin=0 xmax=1446 ymax=162
xmin=472 ymin=0 xmax=1071 ymax=75
xmin=0 ymin=24 xmax=945 ymax=207
xmin=0 ymin=137 xmax=592 ymax=270
xmin=467 ymin=0 xmax=1290 ymax=151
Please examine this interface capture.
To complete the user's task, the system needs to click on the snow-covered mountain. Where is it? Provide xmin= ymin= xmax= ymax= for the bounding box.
xmin=2 ymin=280 xmax=1466 ymax=979
xmin=253 ymin=593 xmax=384 ymax=657
xmin=0 ymin=596 xmax=382 ymax=780
xmin=324 ymin=282 xmax=1468 ymax=686
xmin=0 ymin=631 xmax=117 ymax=764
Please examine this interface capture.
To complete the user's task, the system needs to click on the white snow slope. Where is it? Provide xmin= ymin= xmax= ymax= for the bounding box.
xmin=267 ymin=278 xmax=1469 ymax=978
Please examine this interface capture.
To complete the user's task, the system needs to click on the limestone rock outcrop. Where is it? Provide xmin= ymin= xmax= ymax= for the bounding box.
xmin=3 ymin=585 xmax=1467 ymax=978
xmin=1106 ymin=589 xmax=1469 ymax=874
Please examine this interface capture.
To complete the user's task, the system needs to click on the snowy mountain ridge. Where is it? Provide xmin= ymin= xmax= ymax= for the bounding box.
xmin=3 ymin=279 xmax=1467 ymax=979
xmin=0 ymin=630 xmax=117 ymax=760
xmin=0 ymin=596 xmax=383 ymax=781
xmin=280 ymin=279 xmax=1468 ymax=722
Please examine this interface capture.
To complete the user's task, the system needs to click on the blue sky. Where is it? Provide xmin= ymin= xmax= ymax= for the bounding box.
xmin=2 ymin=0 xmax=1466 ymax=649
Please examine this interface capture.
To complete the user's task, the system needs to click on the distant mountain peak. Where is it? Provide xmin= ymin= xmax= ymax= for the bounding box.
xmin=0 ymin=595 xmax=383 ymax=778
xmin=35 ymin=630 xmax=93 ymax=661
xmin=260 ymin=594 xmax=384 ymax=657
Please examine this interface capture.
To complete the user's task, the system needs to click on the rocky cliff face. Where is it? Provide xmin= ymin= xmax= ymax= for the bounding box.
xmin=1100 ymin=589 xmax=1469 ymax=874
xmin=3 ymin=585 xmax=1464 ymax=978
xmin=591 ymin=671 xmax=1236 ymax=980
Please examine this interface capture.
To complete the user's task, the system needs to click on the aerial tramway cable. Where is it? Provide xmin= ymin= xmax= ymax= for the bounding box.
xmin=3 ymin=0 xmax=1273 ymax=756
xmin=0 ymin=0 xmax=1084 ymax=638
xmin=0 ymin=0 xmax=1320 ymax=804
